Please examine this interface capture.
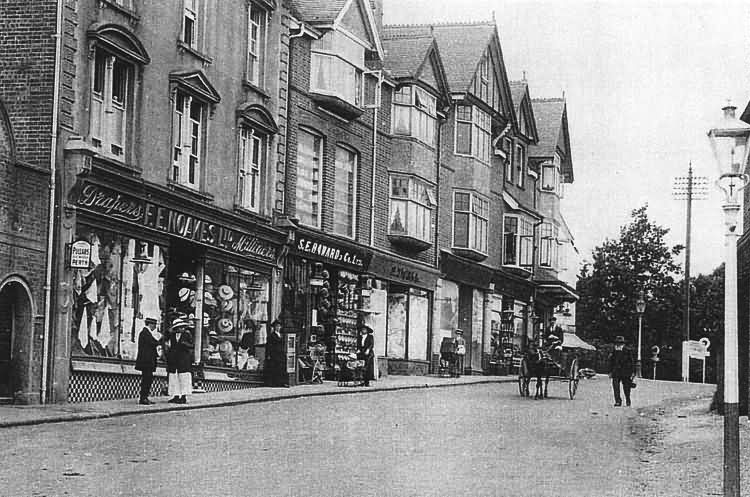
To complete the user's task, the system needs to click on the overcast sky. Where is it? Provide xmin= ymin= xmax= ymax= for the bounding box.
xmin=383 ymin=0 xmax=750 ymax=276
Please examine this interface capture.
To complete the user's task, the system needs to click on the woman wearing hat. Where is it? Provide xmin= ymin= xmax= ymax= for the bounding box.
xmin=135 ymin=317 xmax=162 ymax=405
xmin=609 ymin=335 xmax=635 ymax=407
xmin=265 ymin=318 xmax=288 ymax=387
xmin=166 ymin=318 xmax=194 ymax=403
xmin=357 ymin=325 xmax=375 ymax=386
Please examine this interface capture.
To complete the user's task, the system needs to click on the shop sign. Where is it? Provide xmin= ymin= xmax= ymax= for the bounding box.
xmin=69 ymin=240 xmax=92 ymax=269
xmin=294 ymin=235 xmax=370 ymax=270
xmin=75 ymin=182 xmax=277 ymax=262
xmin=368 ymin=253 xmax=439 ymax=289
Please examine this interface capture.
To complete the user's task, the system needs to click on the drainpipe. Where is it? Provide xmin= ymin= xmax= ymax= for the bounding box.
xmin=369 ymin=98 xmax=379 ymax=246
xmin=41 ymin=0 xmax=64 ymax=404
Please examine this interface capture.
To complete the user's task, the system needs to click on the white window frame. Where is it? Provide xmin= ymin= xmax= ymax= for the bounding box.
xmin=454 ymin=104 xmax=491 ymax=163
xmin=388 ymin=174 xmax=436 ymax=243
xmin=247 ymin=4 xmax=267 ymax=87
xmin=539 ymin=222 xmax=559 ymax=267
xmin=183 ymin=0 xmax=199 ymax=49
xmin=310 ymin=31 xmax=365 ymax=108
xmin=171 ymin=91 xmax=205 ymax=190
xmin=90 ymin=49 xmax=131 ymax=158
xmin=238 ymin=125 xmax=265 ymax=213
xmin=295 ymin=128 xmax=324 ymax=229
xmin=392 ymin=85 xmax=437 ymax=146
xmin=333 ymin=145 xmax=358 ymax=238
xmin=453 ymin=191 xmax=489 ymax=254
xmin=503 ymin=214 xmax=534 ymax=267
xmin=515 ymin=144 xmax=525 ymax=188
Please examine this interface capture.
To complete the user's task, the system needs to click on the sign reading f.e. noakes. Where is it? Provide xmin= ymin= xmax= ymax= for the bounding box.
xmin=74 ymin=182 xmax=277 ymax=262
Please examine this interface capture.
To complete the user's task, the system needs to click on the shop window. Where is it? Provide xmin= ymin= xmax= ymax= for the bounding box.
xmin=238 ymin=125 xmax=266 ymax=213
xmin=386 ymin=291 xmax=406 ymax=359
xmin=333 ymin=145 xmax=357 ymax=238
xmin=455 ymin=104 xmax=491 ymax=163
xmin=247 ymin=4 xmax=267 ymax=87
xmin=393 ymin=85 xmax=437 ymax=146
xmin=503 ymin=215 xmax=533 ymax=267
xmin=172 ymin=91 xmax=206 ymax=190
xmin=385 ymin=285 xmax=430 ymax=361
xmin=389 ymin=174 xmax=435 ymax=245
xmin=71 ymin=227 xmax=169 ymax=360
xmin=296 ymin=128 xmax=323 ymax=228
xmin=453 ymin=191 xmax=488 ymax=254
xmin=90 ymin=49 xmax=132 ymax=158
xmin=201 ymin=262 xmax=269 ymax=370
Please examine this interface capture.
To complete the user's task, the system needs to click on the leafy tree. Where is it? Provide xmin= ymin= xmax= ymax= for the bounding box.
xmin=576 ymin=205 xmax=684 ymax=357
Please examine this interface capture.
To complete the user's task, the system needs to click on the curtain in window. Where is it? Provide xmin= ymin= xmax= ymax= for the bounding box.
xmin=296 ymin=130 xmax=322 ymax=227
xmin=504 ymin=216 xmax=518 ymax=265
xmin=333 ymin=146 xmax=356 ymax=237
xmin=407 ymin=291 xmax=429 ymax=360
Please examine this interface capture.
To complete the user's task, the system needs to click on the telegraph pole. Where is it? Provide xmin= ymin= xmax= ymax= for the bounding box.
xmin=672 ymin=164 xmax=708 ymax=381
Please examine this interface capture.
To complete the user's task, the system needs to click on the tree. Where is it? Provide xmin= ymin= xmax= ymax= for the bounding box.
xmin=576 ymin=205 xmax=684 ymax=354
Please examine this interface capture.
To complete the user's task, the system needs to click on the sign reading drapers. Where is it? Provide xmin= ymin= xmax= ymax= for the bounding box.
xmin=75 ymin=182 xmax=277 ymax=262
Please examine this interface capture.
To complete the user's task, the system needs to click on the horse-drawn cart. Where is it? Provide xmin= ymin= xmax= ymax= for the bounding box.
xmin=518 ymin=333 xmax=595 ymax=400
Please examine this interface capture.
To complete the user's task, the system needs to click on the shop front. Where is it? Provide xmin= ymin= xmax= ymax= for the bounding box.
xmin=282 ymin=230 xmax=372 ymax=383
xmin=61 ymin=178 xmax=287 ymax=402
xmin=366 ymin=252 xmax=438 ymax=376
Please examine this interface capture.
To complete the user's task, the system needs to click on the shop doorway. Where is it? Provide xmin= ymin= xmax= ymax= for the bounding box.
xmin=0 ymin=279 xmax=33 ymax=401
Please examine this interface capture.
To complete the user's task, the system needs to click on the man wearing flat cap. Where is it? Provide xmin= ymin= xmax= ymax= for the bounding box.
xmin=135 ymin=317 xmax=162 ymax=405
xmin=358 ymin=325 xmax=375 ymax=386
xmin=609 ymin=335 xmax=635 ymax=407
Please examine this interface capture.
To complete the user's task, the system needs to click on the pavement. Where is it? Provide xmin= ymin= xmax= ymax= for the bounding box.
xmin=0 ymin=374 xmax=516 ymax=428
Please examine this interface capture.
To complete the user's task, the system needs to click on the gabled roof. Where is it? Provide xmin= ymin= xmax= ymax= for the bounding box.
xmin=383 ymin=21 xmax=496 ymax=94
xmin=529 ymin=97 xmax=574 ymax=182
xmin=382 ymin=35 xmax=449 ymax=97
xmin=509 ymin=80 xmax=538 ymax=143
xmin=289 ymin=0 xmax=384 ymax=59
xmin=509 ymin=81 xmax=527 ymax=110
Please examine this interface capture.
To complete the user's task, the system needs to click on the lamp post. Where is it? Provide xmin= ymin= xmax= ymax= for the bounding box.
xmin=707 ymin=103 xmax=750 ymax=497
xmin=635 ymin=291 xmax=646 ymax=378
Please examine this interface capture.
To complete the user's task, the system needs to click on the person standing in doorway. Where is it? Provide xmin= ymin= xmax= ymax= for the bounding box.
xmin=609 ymin=335 xmax=635 ymax=407
xmin=266 ymin=318 xmax=288 ymax=387
xmin=135 ymin=317 xmax=161 ymax=405
xmin=454 ymin=329 xmax=466 ymax=378
xmin=166 ymin=318 xmax=193 ymax=404
xmin=358 ymin=325 xmax=375 ymax=387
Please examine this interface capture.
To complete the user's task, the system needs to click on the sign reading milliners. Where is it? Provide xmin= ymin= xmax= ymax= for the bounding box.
xmin=74 ymin=182 xmax=277 ymax=261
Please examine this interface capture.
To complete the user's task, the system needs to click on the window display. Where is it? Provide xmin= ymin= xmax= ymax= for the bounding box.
xmin=71 ymin=226 xmax=168 ymax=359
xmin=201 ymin=261 xmax=269 ymax=370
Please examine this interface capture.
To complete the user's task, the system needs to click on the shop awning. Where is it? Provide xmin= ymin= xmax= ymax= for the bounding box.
xmin=535 ymin=280 xmax=579 ymax=303
xmin=563 ymin=333 xmax=596 ymax=351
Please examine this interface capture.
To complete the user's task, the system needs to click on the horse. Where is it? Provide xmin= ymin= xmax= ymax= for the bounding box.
xmin=523 ymin=346 xmax=561 ymax=399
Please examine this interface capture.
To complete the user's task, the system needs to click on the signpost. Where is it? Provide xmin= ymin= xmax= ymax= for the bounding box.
xmin=682 ymin=338 xmax=710 ymax=383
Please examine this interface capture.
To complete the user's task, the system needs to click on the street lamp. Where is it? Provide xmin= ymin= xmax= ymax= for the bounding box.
xmin=635 ymin=290 xmax=646 ymax=378
xmin=707 ymin=103 xmax=750 ymax=497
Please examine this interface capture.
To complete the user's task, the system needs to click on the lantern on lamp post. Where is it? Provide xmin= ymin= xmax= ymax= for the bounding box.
xmin=707 ymin=103 xmax=750 ymax=497
xmin=635 ymin=291 xmax=646 ymax=378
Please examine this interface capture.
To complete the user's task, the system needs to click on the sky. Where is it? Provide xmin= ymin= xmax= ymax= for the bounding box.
xmin=382 ymin=0 xmax=750 ymax=276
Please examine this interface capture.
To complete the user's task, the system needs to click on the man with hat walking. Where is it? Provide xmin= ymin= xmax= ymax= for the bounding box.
xmin=166 ymin=318 xmax=194 ymax=403
xmin=135 ymin=317 xmax=162 ymax=405
xmin=609 ymin=335 xmax=635 ymax=406
xmin=453 ymin=329 xmax=466 ymax=378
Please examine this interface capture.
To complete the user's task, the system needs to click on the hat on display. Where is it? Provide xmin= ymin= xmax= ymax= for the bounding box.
xmin=144 ymin=317 xmax=158 ymax=325
xmin=178 ymin=272 xmax=196 ymax=283
xmin=178 ymin=287 xmax=190 ymax=302
xmin=218 ymin=318 xmax=234 ymax=333
xmin=218 ymin=285 xmax=234 ymax=301
xmin=455 ymin=329 xmax=464 ymax=335
xmin=170 ymin=318 xmax=189 ymax=331
xmin=221 ymin=299 xmax=234 ymax=312
xmin=204 ymin=275 xmax=213 ymax=285
xmin=614 ymin=335 xmax=626 ymax=344
xmin=204 ymin=292 xmax=217 ymax=307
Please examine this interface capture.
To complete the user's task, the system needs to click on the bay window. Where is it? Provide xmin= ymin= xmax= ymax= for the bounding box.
xmin=540 ymin=222 xmax=559 ymax=267
xmin=333 ymin=146 xmax=357 ymax=238
xmin=171 ymin=91 xmax=206 ymax=190
xmin=453 ymin=191 xmax=488 ymax=254
xmin=455 ymin=104 xmax=492 ymax=163
xmin=296 ymin=129 xmax=323 ymax=228
xmin=389 ymin=175 xmax=435 ymax=244
xmin=238 ymin=126 xmax=265 ymax=212
xmin=310 ymin=31 xmax=364 ymax=107
xmin=90 ymin=49 xmax=131 ymax=158
xmin=247 ymin=4 xmax=266 ymax=86
xmin=503 ymin=215 xmax=533 ymax=267
xmin=393 ymin=86 xmax=437 ymax=146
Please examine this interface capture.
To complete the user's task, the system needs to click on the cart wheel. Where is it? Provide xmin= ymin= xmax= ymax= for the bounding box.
xmin=569 ymin=379 xmax=579 ymax=399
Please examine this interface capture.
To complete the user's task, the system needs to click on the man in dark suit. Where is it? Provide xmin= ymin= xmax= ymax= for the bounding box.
xmin=609 ymin=335 xmax=635 ymax=407
xmin=358 ymin=325 xmax=375 ymax=387
xmin=135 ymin=317 xmax=161 ymax=405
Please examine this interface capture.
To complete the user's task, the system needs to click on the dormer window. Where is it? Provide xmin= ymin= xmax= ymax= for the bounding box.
xmin=393 ymin=86 xmax=437 ymax=146
xmin=310 ymin=31 xmax=365 ymax=118
xmin=542 ymin=152 xmax=562 ymax=195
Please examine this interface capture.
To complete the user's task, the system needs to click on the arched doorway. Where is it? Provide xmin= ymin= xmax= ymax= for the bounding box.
xmin=0 ymin=279 xmax=33 ymax=402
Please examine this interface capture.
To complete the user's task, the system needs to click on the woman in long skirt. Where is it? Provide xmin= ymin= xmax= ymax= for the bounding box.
xmin=166 ymin=318 xmax=194 ymax=404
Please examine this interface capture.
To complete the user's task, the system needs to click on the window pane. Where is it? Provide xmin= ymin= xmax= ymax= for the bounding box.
xmin=454 ymin=212 xmax=469 ymax=248
xmin=393 ymin=105 xmax=410 ymax=135
xmin=333 ymin=146 xmax=356 ymax=237
xmin=296 ymin=130 xmax=322 ymax=227
xmin=456 ymin=122 xmax=472 ymax=154
xmin=504 ymin=231 xmax=517 ymax=265
xmin=111 ymin=59 xmax=128 ymax=106
xmin=386 ymin=293 xmax=407 ymax=358
xmin=407 ymin=292 xmax=429 ymax=360
xmin=93 ymin=52 xmax=106 ymax=95
xmin=389 ymin=199 xmax=408 ymax=234
xmin=454 ymin=192 xmax=470 ymax=211
xmin=391 ymin=176 xmax=408 ymax=198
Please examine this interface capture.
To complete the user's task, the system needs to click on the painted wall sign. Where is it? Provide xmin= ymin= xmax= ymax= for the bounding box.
xmin=368 ymin=252 xmax=439 ymax=289
xmin=75 ymin=182 xmax=277 ymax=262
xmin=69 ymin=240 xmax=92 ymax=269
xmin=294 ymin=235 xmax=370 ymax=270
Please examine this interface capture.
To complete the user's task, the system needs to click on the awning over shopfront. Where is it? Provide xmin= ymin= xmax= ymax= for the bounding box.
xmin=535 ymin=280 xmax=579 ymax=303
xmin=562 ymin=333 xmax=595 ymax=351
